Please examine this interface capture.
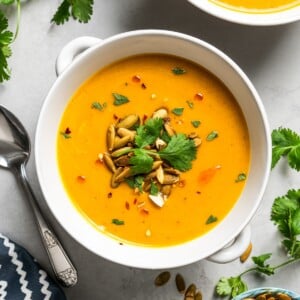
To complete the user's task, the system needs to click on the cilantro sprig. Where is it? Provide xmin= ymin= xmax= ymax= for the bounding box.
xmin=272 ymin=127 xmax=300 ymax=170
xmin=215 ymin=127 xmax=300 ymax=299
xmin=129 ymin=118 xmax=197 ymax=174
xmin=51 ymin=0 xmax=94 ymax=25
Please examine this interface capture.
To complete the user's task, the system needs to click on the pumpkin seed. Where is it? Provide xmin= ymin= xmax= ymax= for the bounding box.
xmin=115 ymin=167 xmax=132 ymax=183
xmin=156 ymin=165 xmax=165 ymax=184
xmin=240 ymin=242 xmax=252 ymax=263
xmin=111 ymin=167 xmax=123 ymax=188
xmin=117 ymin=127 xmax=136 ymax=141
xmin=162 ymin=174 xmax=179 ymax=185
xmin=111 ymin=146 xmax=132 ymax=158
xmin=103 ymin=153 xmax=117 ymax=173
xmin=185 ymin=283 xmax=196 ymax=298
xmin=277 ymin=294 xmax=292 ymax=300
xmin=195 ymin=291 xmax=202 ymax=300
xmin=106 ymin=124 xmax=116 ymax=152
xmin=193 ymin=137 xmax=202 ymax=147
xmin=152 ymin=108 xmax=168 ymax=119
xmin=161 ymin=184 xmax=172 ymax=197
xmin=164 ymin=122 xmax=176 ymax=136
xmin=175 ymin=273 xmax=186 ymax=294
xmin=116 ymin=114 xmax=139 ymax=129
xmin=113 ymin=135 xmax=132 ymax=150
xmin=154 ymin=271 xmax=171 ymax=286
xmin=113 ymin=155 xmax=131 ymax=167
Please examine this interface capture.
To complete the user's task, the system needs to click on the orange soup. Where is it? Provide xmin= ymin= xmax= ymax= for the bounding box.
xmin=210 ymin=0 xmax=300 ymax=13
xmin=57 ymin=54 xmax=250 ymax=247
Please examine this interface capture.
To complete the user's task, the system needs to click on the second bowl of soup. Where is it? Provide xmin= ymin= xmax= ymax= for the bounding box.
xmin=35 ymin=30 xmax=271 ymax=269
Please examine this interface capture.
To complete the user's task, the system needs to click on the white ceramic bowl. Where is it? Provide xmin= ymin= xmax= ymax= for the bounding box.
xmin=187 ymin=0 xmax=300 ymax=26
xmin=35 ymin=30 xmax=271 ymax=269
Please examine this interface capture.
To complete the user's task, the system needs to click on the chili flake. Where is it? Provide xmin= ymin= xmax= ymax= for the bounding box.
xmin=194 ymin=92 xmax=204 ymax=101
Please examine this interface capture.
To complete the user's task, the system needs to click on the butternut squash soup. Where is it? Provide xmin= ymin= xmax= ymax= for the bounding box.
xmin=57 ymin=54 xmax=250 ymax=247
xmin=210 ymin=0 xmax=300 ymax=13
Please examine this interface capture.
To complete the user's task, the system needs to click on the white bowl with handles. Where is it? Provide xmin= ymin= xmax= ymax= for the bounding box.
xmin=35 ymin=30 xmax=271 ymax=269
xmin=187 ymin=0 xmax=300 ymax=26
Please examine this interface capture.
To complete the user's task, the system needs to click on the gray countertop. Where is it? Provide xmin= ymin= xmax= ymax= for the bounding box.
xmin=1 ymin=0 xmax=300 ymax=299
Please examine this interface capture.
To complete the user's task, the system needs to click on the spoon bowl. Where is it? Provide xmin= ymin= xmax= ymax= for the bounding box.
xmin=0 ymin=105 xmax=77 ymax=287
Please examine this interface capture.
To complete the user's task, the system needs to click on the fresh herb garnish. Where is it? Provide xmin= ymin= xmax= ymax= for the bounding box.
xmin=186 ymin=100 xmax=194 ymax=109
xmin=235 ymin=173 xmax=246 ymax=182
xmin=159 ymin=134 xmax=197 ymax=171
xmin=206 ymin=215 xmax=218 ymax=224
xmin=91 ymin=101 xmax=107 ymax=111
xmin=216 ymin=188 xmax=300 ymax=298
xmin=0 ymin=9 xmax=15 ymax=82
xmin=113 ymin=93 xmax=130 ymax=106
xmin=112 ymin=218 xmax=124 ymax=225
xmin=150 ymin=182 xmax=159 ymax=196
xmin=271 ymin=127 xmax=300 ymax=171
xmin=191 ymin=120 xmax=201 ymax=128
xmin=172 ymin=67 xmax=186 ymax=75
xmin=206 ymin=131 xmax=218 ymax=141
xmin=51 ymin=0 xmax=94 ymax=25
xmin=125 ymin=176 xmax=144 ymax=192
xmin=129 ymin=148 xmax=154 ymax=176
xmin=135 ymin=118 xmax=164 ymax=148
xmin=171 ymin=107 xmax=184 ymax=116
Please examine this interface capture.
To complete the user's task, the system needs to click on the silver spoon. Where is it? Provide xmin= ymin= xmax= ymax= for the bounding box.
xmin=0 ymin=105 xmax=77 ymax=287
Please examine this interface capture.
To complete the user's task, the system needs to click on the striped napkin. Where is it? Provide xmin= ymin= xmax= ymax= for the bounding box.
xmin=0 ymin=233 xmax=66 ymax=300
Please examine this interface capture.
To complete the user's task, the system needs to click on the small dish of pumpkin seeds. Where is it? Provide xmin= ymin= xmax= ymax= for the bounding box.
xmin=232 ymin=288 xmax=300 ymax=300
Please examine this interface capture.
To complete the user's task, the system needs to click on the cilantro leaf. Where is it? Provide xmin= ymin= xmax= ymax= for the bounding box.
xmin=159 ymin=133 xmax=197 ymax=171
xmin=252 ymin=253 xmax=275 ymax=275
xmin=51 ymin=0 xmax=71 ymax=25
xmin=135 ymin=118 xmax=164 ymax=148
xmin=125 ymin=175 xmax=144 ymax=192
xmin=52 ymin=0 xmax=94 ymax=25
xmin=129 ymin=148 xmax=153 ymax=175
xmin=216 ymin=276 xmax=247 ymax=298
xmin=0 ymin=10 xmax=13 ymax=82
xmin=272 ymin=127 xmax=300 ymax=170
xmin=271 ymin=189 xmax=300 ymax=258
xmin=112 ymin=93 xmax=129 ymax=106
xmin=0 ymin=0 xmax=16 ymax=4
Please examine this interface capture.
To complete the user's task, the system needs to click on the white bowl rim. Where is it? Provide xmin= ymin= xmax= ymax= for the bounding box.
xmin=35 ymin=29 xmax=271 ymax=269
xmin=233 ymin=287 xmax=300 ymax=299
xmin=187 ymin=0 xmax=300 ymax=26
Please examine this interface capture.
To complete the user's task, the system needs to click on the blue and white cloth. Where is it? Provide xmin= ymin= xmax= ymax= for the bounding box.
xmin=0 ymin=233 xmax=66 ymax=300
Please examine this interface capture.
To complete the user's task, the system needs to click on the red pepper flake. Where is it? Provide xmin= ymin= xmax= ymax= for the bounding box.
xmin=142 ymin=114 xmax=148 ymax=124
xmin=77 ymin=175 xmax=86 ymax=182
xmin=141 ymin=83 xmax=147 ymax=89
xmin=141 ymin=208 xmax=149 ymax=215
xmin=178 ymin=180 xmax=186 ymax=188
xmin=196 ymin=191 xmax=201 ymax=195
xmin=194 ymin=92 xmax=204 ymax=101
xmin=113 ymin=114 xmax=119 ymax=120
xmin=65 ymin=127 xmax=71 ymax=134
xmin=125 ymin=201 xmax=130 ymax=210
xmin=107 ymin=192 xmax=113 ymax=198
xmin=132 ymin=75 xmax=141 ymax=83
xmin=133 ymin=198 xmax=138 ymax=205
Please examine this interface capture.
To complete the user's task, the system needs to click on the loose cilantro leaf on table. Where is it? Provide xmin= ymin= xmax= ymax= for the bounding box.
xmin=0 ymin=10 xmax=13 ymax=82
xmin=272 ymin=127 xmax=300 ymax=170
xmin=52 ymin=0 xmax=94 ymax=25
xmin=216 ymin=189 xmax=300 ymax=299
xmin=271 ymin=189 xmax=300 ymax=258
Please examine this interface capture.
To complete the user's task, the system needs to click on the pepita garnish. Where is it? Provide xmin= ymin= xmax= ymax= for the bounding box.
xmin=154 ymin=271 xmax=171 ymax=286
xmin=102 ymin=108 xmax=199 ymax=206
xmin=175 ymin=273 xmax=186 ymax=294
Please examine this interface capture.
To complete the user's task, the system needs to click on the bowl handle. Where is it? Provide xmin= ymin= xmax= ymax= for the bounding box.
xmin=207 ymin=225 xmax=251 ymax=263
xmin=55 ymin=36 xmax=102 ymax=76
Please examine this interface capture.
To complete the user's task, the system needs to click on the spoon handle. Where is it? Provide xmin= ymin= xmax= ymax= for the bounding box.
xmin=16 ymin=164 xmax=78 ymax=287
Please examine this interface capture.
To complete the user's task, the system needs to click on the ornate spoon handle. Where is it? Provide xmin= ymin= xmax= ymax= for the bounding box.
xmin=16 ymin=164 xmax=77 ymax=287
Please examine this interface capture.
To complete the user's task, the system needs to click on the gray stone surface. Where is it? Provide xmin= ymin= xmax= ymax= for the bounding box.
xmin=0 ymin=0 xmax=300 ymax=299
